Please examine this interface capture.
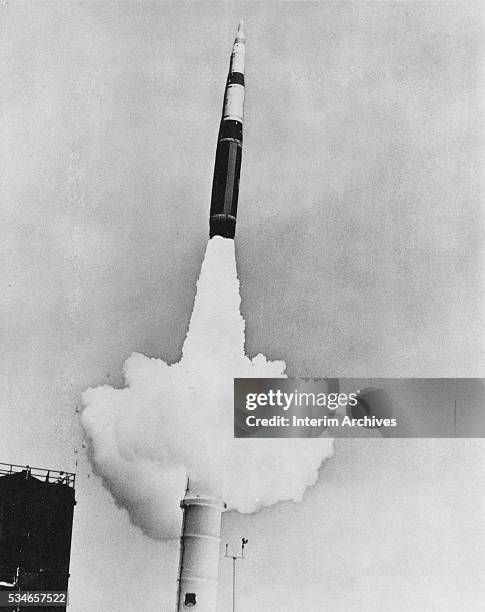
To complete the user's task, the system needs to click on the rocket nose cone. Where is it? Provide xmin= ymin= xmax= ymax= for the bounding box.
xmin=235 ymin=19 xmax=245 ymax=42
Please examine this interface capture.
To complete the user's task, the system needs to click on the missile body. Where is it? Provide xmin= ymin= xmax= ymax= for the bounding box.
xmin=209 ymin=21 xmax=246 ymax=239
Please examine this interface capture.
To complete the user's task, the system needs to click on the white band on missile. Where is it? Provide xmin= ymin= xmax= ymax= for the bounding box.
xmin=223 ymin=84 xmax=245 ymax=122
xmin=230 ymin=52 xmax=245 ymax=74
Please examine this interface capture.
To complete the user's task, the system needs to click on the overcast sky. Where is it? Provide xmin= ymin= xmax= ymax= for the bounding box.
xmin=1 ymin=2 xmax=485 ymax=610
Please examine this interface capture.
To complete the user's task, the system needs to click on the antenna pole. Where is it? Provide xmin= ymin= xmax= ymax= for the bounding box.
xmin=454 ymin=399 xmax=457 ymax=436
xmin=225 ymin=538 xmax=248 ymax=612
xmin=233 ymin=556 xmax=236 ymax=612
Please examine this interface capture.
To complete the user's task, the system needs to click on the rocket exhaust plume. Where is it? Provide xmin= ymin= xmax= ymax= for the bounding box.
xmin=80 ymin=22 xmax=333 ymax=543
xmin=81 ymin=238 xmax=333 ymax=539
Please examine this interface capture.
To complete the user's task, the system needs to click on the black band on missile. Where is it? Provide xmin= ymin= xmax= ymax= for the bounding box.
xmin=219 ymin=119 xmax=243 ymax=142
xmin=209 ymin=138 xmax=242 ymax=240
xmin=227 ymin=72 xmax=245 ymax=86
xmin=210 ymin=214 xmax=236 ymax=239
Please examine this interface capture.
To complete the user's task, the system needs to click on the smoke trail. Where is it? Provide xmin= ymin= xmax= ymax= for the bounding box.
xmin=81 ymin=237 xmax=333 ymax=539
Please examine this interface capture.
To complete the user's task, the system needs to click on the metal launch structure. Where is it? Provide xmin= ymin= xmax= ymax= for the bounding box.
xmin=0 ymin=463 xmax=76 ymax=612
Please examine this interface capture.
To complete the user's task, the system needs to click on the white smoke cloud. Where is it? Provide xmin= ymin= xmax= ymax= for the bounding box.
xmin=81 ymin=237 xmax=333 ymax=539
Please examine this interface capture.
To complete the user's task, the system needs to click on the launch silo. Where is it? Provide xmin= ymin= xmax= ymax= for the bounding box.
xmin=176 ymin=496 xmax=226 ymax=611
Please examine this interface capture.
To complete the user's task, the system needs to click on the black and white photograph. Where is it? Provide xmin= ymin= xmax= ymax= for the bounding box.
xmin=1 ymin=2 xmax=484 ymax=611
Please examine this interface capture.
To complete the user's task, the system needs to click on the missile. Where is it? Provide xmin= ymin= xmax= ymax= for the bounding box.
xmin=209 ymin=20 xmax=246 ymax=239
